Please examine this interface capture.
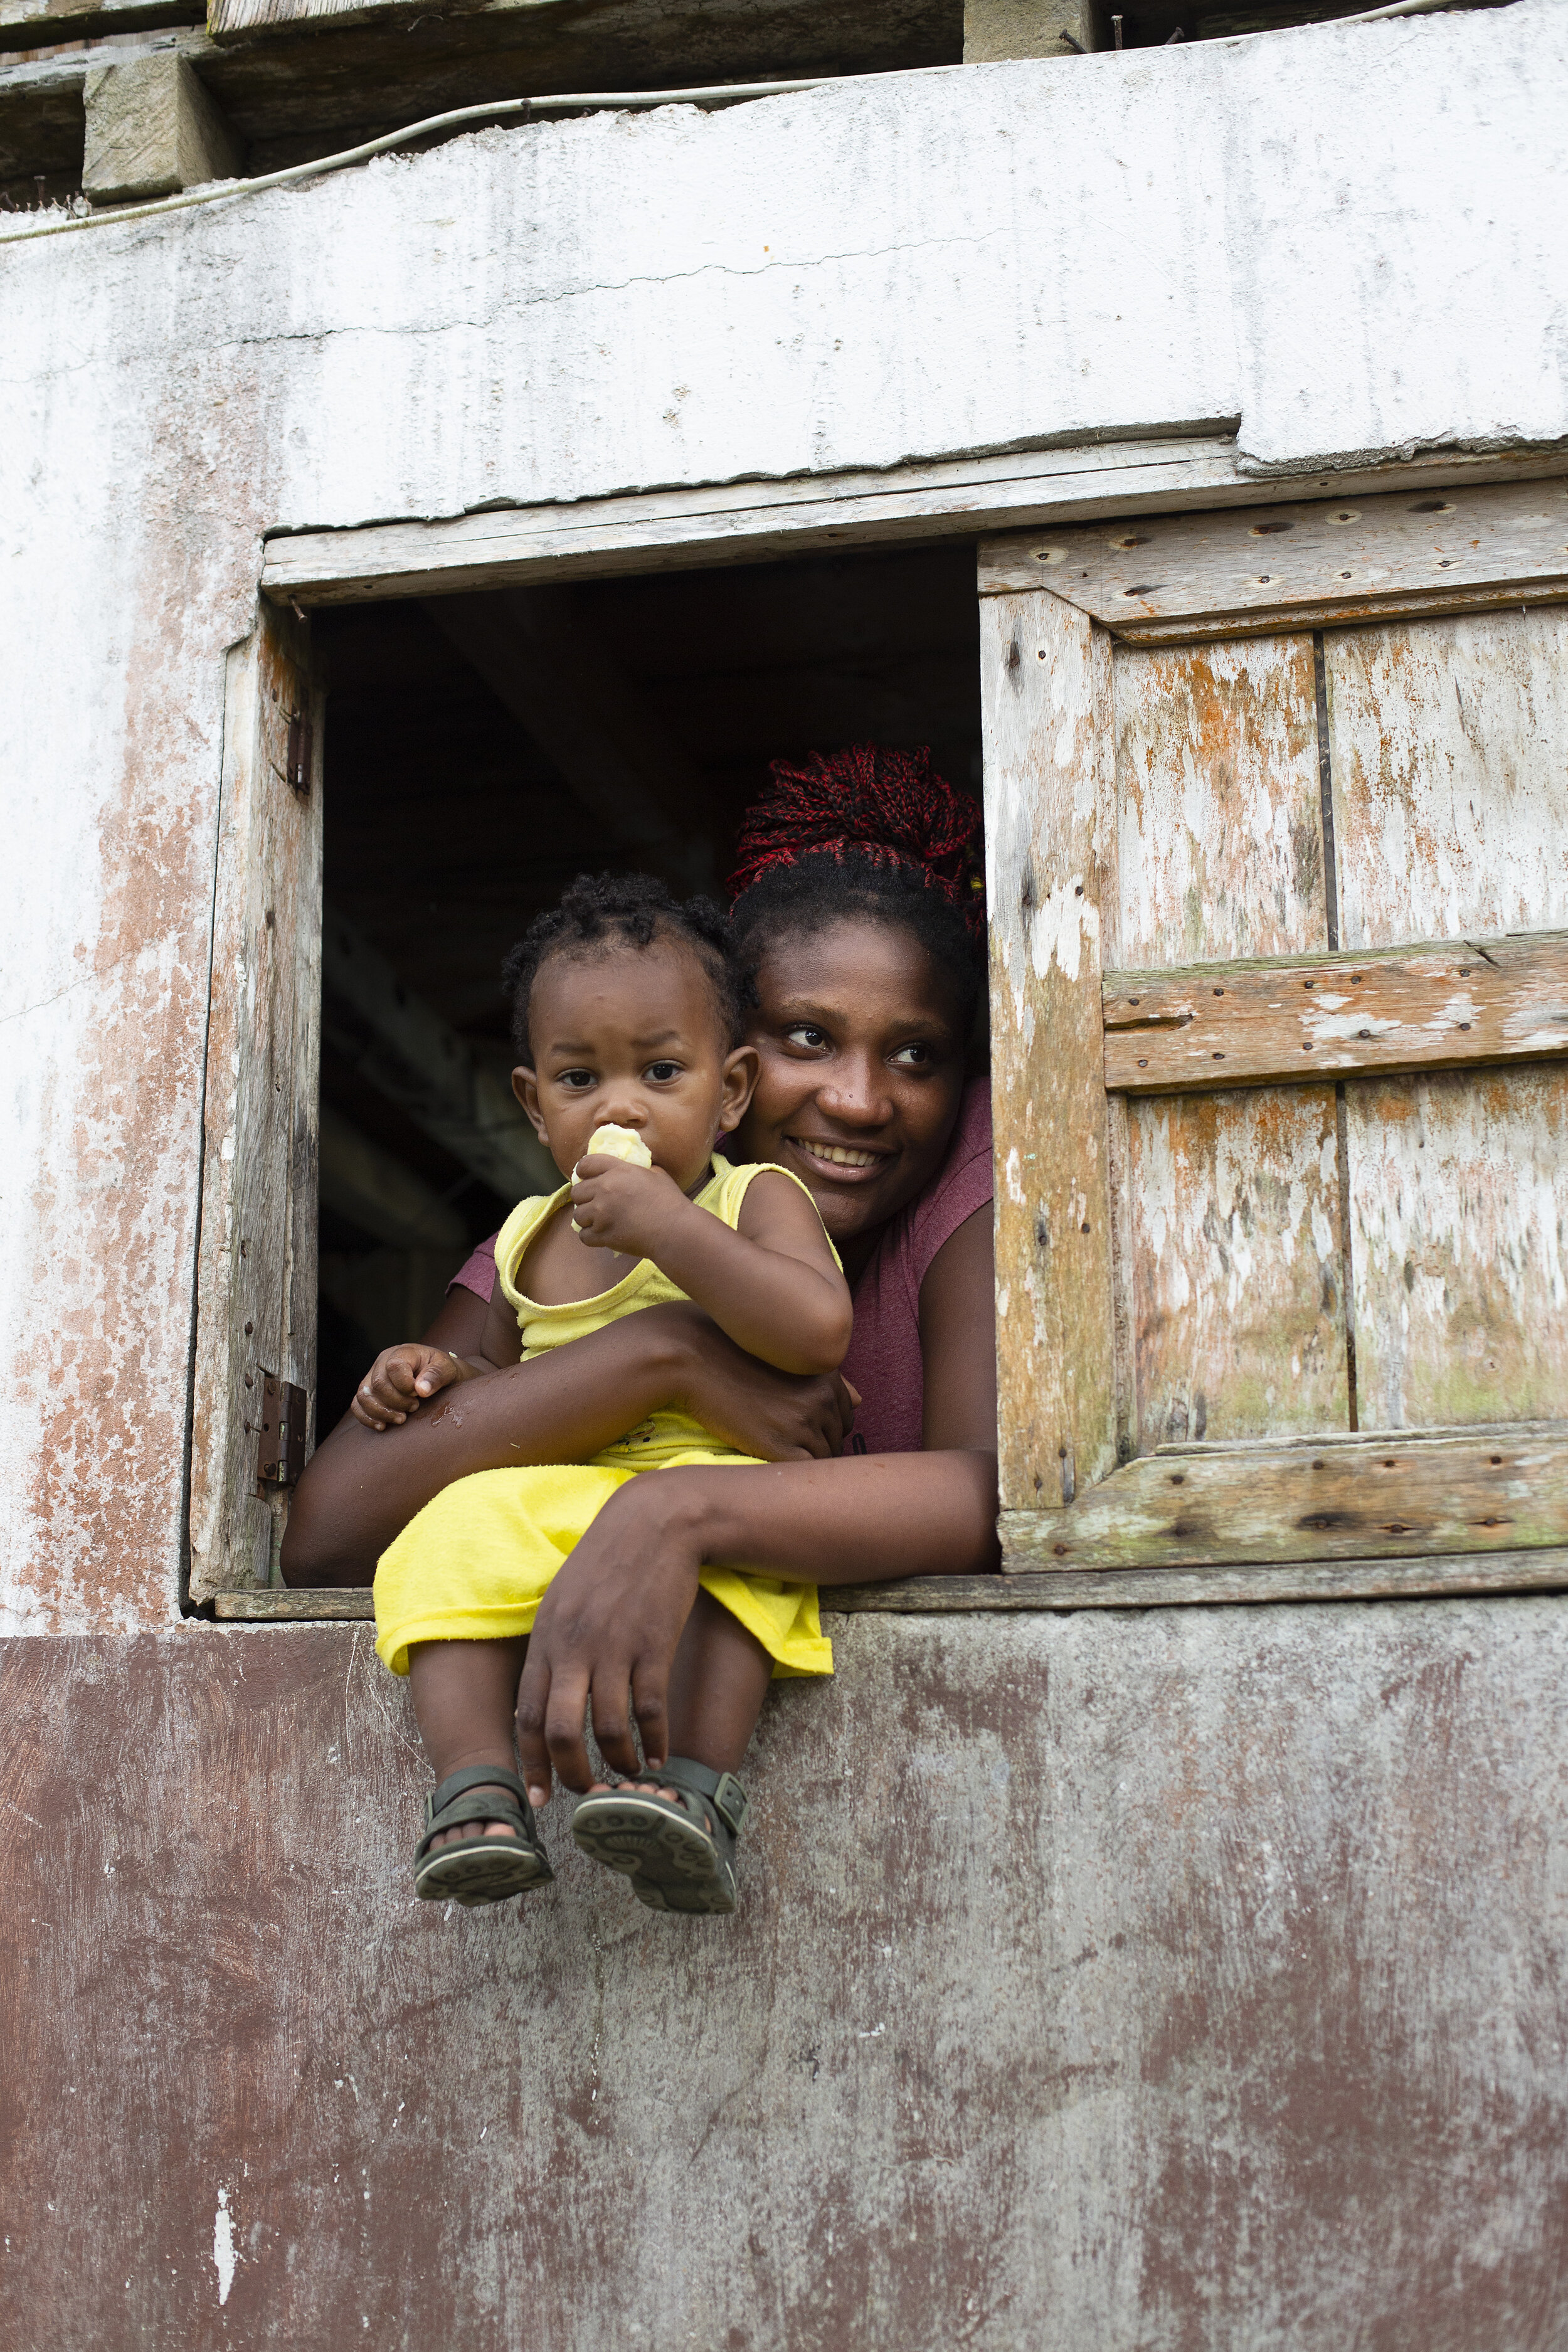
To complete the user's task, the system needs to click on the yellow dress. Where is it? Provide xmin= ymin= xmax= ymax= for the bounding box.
xmin=373 ymin=1157 xmax=834 ymax=1680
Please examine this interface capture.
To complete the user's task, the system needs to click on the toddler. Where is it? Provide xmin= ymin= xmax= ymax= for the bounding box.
xmin=359 ymin=874 xmax=852 ymax=1917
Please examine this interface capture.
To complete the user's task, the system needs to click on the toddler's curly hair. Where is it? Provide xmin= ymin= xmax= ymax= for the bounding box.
xmin=502 ymin=872 xmax=749 ymax=1064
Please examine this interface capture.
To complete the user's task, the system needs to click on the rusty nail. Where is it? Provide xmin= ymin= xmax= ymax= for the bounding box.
xmin=1112 ymin=11 xmax=1123 ymax=42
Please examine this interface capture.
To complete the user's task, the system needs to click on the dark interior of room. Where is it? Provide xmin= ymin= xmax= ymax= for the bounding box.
xmin=312 ymin=538 xmax=984 ymax=1434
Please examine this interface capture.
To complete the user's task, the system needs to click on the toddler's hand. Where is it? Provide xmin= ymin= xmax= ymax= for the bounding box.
xmin=570 ymin=1155 xmax=686 ymax=1263
xmin=351 ymin=1343 xmax=465 ymax=1431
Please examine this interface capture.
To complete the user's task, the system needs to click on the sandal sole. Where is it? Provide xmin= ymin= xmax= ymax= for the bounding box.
xmin=630 ymin=1871 xmax=736 ymax=1917
xmin=415 ymin=1840 xmax=553 ymax=1906
xmin=572 ymin=1793 xmax=735 ymax=1912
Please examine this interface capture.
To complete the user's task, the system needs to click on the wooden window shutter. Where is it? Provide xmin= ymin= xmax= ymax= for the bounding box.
xmin=188 ymin=601 xmax=324 ymax=1602
xmin=981 ymin=478 xmax=1568 ymax=1601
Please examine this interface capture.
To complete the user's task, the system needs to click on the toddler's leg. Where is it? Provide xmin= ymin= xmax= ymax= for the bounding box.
xmin=577 ymin=1591 xmax=770 ymax=1808
xmin=408 ymin=1636 xmax=545 ymax=1891
xmin=409 ymin=1635 xmax=528 ymax=1840
xmin=663 ymin=1591 xmax=773 ymax=1793
xmin=571 ymin=1594 xmax=771 ymax=1914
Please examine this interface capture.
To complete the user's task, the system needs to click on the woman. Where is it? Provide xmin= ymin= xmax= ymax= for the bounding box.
xmin=282 ymin=744 xmax=999 ymax=1806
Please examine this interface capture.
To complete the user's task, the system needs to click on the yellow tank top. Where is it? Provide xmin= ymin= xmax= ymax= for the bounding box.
xmin=493 ymin=1157 xmax=837 ymax=1473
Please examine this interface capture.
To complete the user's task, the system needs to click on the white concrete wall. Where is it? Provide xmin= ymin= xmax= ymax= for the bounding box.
xmin=1 ymin=0 xmax=1565 ymax=1628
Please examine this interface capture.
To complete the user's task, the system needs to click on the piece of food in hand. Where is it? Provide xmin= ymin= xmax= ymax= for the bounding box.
xmin=584 ymin=1123 xmax=653 ymax=1168
xmin=572 ymin=1121 xmax=655 ymax=1234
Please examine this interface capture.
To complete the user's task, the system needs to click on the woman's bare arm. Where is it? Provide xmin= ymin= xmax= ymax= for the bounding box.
xmin=280 ymin=1301 xmax=858 ymax=1586
xmin=919 ymin=1205 xmax=998 ymax=1454
xmin=512 ymin=1445 xmax=997 ymax=1799
xmin=513 ymin=1204 xmax=1000 ymax=1799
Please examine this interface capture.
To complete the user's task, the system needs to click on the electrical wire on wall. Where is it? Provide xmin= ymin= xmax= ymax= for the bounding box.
xmin=0 ymin=0 xmax=1510 ymax=250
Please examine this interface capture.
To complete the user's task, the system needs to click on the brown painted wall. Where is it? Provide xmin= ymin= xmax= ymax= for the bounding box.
xmin=6 ymin=1603 xmax=1567 ymax=2350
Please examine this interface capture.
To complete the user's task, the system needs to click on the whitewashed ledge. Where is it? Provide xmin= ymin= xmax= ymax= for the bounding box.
xmin=211 ymin=1547 xmax=1568 ymax=1622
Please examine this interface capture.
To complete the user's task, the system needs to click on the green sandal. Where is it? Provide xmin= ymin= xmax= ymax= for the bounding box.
xmin=571 ymin=1758 xmax=748 ymax=1916
xmin=413 ymin=1765 xmax=553 ymax=1907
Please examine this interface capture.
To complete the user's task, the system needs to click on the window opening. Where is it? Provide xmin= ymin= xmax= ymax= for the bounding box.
xmin=311 ymin=543 xmax=985 ymax=1436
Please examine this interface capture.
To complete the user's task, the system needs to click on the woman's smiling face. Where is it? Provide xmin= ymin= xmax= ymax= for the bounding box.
xmin=733 ymin=916 xmax=971 ymax=1264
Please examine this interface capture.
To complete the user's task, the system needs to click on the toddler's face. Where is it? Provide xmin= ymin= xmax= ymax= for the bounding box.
xmin=514 ymin=940 xmax=756 ymax=1192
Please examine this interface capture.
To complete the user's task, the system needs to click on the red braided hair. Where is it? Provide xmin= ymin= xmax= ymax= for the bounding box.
xmin=728 ymin=745 xmax=984 ymax=933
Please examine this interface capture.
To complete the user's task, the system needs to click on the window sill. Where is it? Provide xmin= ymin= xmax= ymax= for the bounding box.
xmin=211 ymin=1547 xmax=1568 ymax=1623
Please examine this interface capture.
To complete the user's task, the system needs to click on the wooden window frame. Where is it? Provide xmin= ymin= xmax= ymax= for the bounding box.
xmin=982 ymin=475 xmax=1568 ymax=1608
xmin=194 ymin=440 xmax=1568 ymax=1613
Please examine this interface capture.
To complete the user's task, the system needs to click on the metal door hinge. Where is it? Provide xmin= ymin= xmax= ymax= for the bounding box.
xmin=285 ymin=711 xmax=313 ymax=797
xmin=255 ymin=1372 xmax=309 ymax=1493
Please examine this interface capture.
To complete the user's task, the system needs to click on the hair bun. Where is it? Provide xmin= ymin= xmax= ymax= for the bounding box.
xmin=728 ymin=744 xmax=983 ymax=923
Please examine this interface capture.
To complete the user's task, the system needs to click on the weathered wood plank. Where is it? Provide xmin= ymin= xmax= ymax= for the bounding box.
xmin=0 ymin=0 xmax=196 ymax=42
xmin=1002 ymin=1429 xmax=1568 ymax=1568
xmin=979 ymin=477 xmax=1568 ymax=641
xmin=217 ymin=1545 xmax=1568 ymax=1620
xmin=1323 ymin=605 xmax=1568 ymax=1450
xmin=1325 ymin=608 xmax=1568 ymax=952
xmin=983 ymin=586 xmax=1118 ymax=1512
xmin=188 ymin=605 xmax=322 ymax=1602
xmin=908 ymin=1549 xmax=1568 ymax=1606
xmin=1103 ymin=930 xmax=1568 ymax=1093
xmin=1126 ymin=1085 xmax=1349 ymax=1450
xmin=1346 ymin=1067 xmax=1568 ymax=1433
xmin=216 ymin=1586 xmax=377 ymax=1618
xmin=261 ymin=445 xmax=1565 ymax=607
xmin=1155 ymin=1420 xmax=1567 ymax=1454
xmin=1112 ymin=634 xmax=1327 ymax=968
xmin=1110 ymin=629 xmax=1343 ymax=1455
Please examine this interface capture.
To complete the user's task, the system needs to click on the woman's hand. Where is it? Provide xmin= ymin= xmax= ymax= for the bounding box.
xmin=349 ymin=1343 xmax=472 ymax=1431
xmin=515 ymin=1471 xmax=704 ymax=1798
xmin=660 ymin=1303 xmax=859 ymax=1461
xmin=513 ymin=1442 xmax=1000 ymax=1804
